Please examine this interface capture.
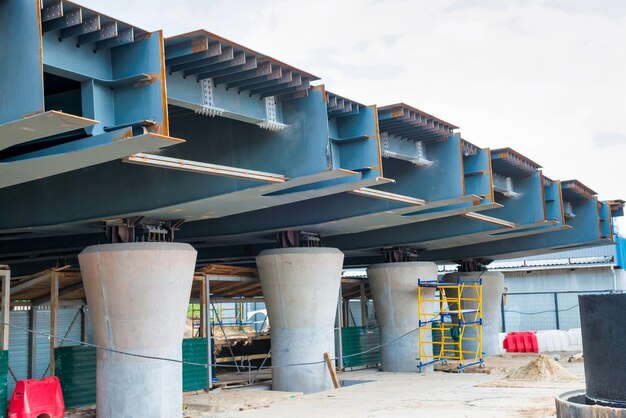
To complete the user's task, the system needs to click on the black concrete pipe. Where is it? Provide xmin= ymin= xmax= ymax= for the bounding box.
xmin=579 ymin=293 xmax=626 ymax=408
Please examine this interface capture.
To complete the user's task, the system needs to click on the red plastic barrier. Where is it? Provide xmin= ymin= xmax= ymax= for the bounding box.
xmin=503 ymin=331 xmax=538 ymax=353
xmin=8 ymin=377 xmax=65 ymax=418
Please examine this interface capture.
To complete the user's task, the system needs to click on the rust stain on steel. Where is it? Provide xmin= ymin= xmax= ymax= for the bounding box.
xmin=595 ymin=196 xmax=602 ymax=239
xmin=36 ymin=0 xmax=45 ymax=113
xmin=372 ymin=105 xmax=384 ymax=179
xmin=157 ymin=30 xmax=170 ymax=136
xmin=486 ymin=148 xmax=495 ymax=202
xmin=556 ymin=180 xmax=566 ymax=226
xmin=191 ymin=37 xmax=208 ymax=53
xmin=133 ymin=73 xmax=161 ymax=87
xmin=458 ymin=136 xmax=466 ymax=197
xmin=113 ymin=128 xmax=134 ymax=141
xmin=146 ymin=121 xmax=160 ymax=133
xmin=390 ymin=109 xmax=404 ymax=118
xmin=539 ymin=170 xmax=548 ymax=222
xmin=20 ymin=109 xmax=44 ymax=119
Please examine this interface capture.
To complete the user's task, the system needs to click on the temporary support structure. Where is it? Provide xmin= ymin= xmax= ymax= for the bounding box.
xmin=0 ymin=266 xmax=10 ymax=351
xmin=417 ymin=277 xmax=484 ymax=372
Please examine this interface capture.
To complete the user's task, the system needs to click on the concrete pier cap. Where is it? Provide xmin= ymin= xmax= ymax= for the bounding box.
xmin=442 ymin=271 xmax=504 ymax=357
xmin=367 ymin=262 xmax=438 ymax=372
xmin=256 ymin=247 xmax=344 ymax=394
xmin=78 ymin=242 xmax=197 ymax=418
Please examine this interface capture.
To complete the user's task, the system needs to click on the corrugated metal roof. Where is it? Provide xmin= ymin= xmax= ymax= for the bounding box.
xmin=507 ymin=245 xmax=616 ymax=261
xmin=489 ymin=256 xmax=614 ymax=271
xmin=343 ymin=245 xmax=618 ymax=276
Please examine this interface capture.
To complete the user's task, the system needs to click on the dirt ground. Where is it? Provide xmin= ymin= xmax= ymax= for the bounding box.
xmin=182 ymin=353 xmax=586 ymax=418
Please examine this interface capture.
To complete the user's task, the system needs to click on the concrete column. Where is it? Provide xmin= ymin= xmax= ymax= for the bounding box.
xmin=614 ymin=267 xmax=626 ymax=291
xmin=78 ymin=243 xmax=197 ymax=418
xmin=256 ymin=247 xmax=344 ymax=394
xmin=367 ymin=262 xmax=438 ymax=372
xmin=442 ymin=271 xmax=504 ymax=357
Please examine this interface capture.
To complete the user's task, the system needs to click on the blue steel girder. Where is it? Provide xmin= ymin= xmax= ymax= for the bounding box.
xmin=326 ymin=90 xmax=381 ymax=179
xmin=0 ymin=127 xmax=183 ymax=189
xmin=0 ymin=0 xmax=180 ymax=189
xmin=2 ymin=191 xmax=619 ymax=272
xmin=318 ymin=168 xmax=567 ymax=254
xmin=0 ymin=87 xmax=387 ymax=232
xmin=0 ymin=0 xmax=621 ymax=276
xmin=165 ymin=30 xmax=319 ymax=130
xmin=419 ymin=198 xmax=616 ymax=262
xmin=167 ymin=113 xmax=499 ymax=244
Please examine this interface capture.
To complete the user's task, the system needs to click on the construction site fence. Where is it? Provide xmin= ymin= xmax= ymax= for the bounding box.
xmin=53 ymin=338 xmax=211 ymax=408
xmin=500 ymin=289 xmax=616 ymax=332
xmin=340 ymin=326 xmax=380 ymax=368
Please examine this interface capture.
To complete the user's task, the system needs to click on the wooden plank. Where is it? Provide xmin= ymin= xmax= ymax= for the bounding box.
xmin=215 ymin=353 xmax=271 ymax=364
xmin=10 ymin=274 xmax=52 ymax=296
xmin=200 ymin=265 xmax=258 ymax=277
xmin=9 ymin=265 xmax=70 ymax=296
xmin=324 ymin=352 xmax=341 ymax=389
xmin=31 ymin=281 xmax=84 ymax=306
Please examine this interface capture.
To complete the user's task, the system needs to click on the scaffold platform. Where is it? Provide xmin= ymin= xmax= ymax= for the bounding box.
xmin=417 ymin=277 xmax=484 ymax=372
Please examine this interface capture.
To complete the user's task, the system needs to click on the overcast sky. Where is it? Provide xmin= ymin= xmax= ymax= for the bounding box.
xmin=82 ymin=0 xmax=624 ymax=226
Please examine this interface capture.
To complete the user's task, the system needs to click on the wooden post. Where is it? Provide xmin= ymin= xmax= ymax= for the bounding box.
xmin=50 ymin=272 xmax=59 ymax=376
xmin=360 ymin=282 xmax=367 ymax=327
xmin=204 ymin=275 xmax=212 ymax=390
xmin=0 ymin=267 xmax=10 ymax=351
xmin=324 ymin=352 xmax=340 ymax=389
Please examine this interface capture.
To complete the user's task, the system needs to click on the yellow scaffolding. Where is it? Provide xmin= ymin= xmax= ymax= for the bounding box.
xmin=417 ymin=276 xmax=484 ymax=372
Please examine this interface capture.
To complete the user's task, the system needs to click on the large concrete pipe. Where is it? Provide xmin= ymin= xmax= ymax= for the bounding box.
xmin=442 ymin=271 xmax=504 ymax=357
xmin=367 ymin=262 xmax=438 ymax=372
xmin=256 ymin=247 xmax=344 ymax=393
xmin=78 ymin=243 xmax=197 ymax=418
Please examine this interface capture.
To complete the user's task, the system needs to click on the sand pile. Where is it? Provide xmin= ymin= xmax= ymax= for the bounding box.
xmin=506 ymin=355 xmax=578 ymax=382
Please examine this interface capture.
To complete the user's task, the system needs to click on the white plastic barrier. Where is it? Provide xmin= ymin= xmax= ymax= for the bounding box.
xmin=498 ymin=333 xmax=507 ymax=354
xmin=535 ymin=328 xmax=582 ymax=352
xmin=566 ymin=328 xmax=582 ymax=351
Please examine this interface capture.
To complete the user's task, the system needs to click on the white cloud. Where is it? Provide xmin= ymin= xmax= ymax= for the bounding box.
xmin=80 ymin=0 xmax=625 ymax=212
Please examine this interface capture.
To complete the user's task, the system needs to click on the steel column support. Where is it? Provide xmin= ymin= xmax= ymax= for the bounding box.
xmin=0 ymin=267 xmax=9 ymax=351
xmin=336 ymin=287 xmax=344 ymax=370
xmin=29 ymin=307 xmax=37 ymax=378
xmin=204 ymin=274 xmax=212 ymax=391
xmin=81 ymin=305 xmax=88 ymax=343
xmin=50 ymin=272 xmax=59 ymax=375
